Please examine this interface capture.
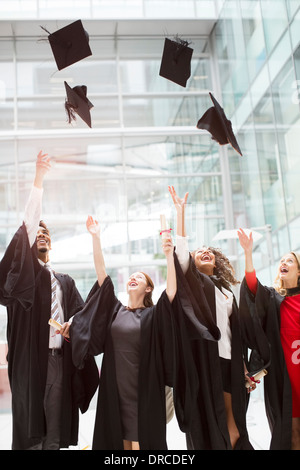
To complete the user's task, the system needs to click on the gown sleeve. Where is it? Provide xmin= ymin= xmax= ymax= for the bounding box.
xmin=239 ymin=277 xmax=272 ymax=375
xmin=0 ymin=186 xmax=44 ymax=309
xmin=23 ymin=185 xmax=43 ymax=248
xmin=70 ymin=276 xmax=119 ymax=369
xmin=175 ymin=235 xmax=190 ymax=274
xmin=0 ymin=223 xmax=36 ymax=310
xmin=245 ymin=270 xmax=258 ymax=295
xmin=139 ymin=289 xmax=199 ymax=435
xmin=167 ymin=289 xmax=200 ymax=432
xmin=156 ymin=253 xmax=220 ymax=432
xmin=173 ymin=252 xmax=220 ymax=341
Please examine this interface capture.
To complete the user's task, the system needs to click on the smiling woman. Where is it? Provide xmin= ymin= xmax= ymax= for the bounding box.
xmin=168 ymin=186 xmax=253 ymax=450
xmin=69 ymin=215 xmax=183 ymax=450
xmin=274 ymin=253 xmax=300 ymax=294
xmin=238 ymin=229 xmax=300 ymax=450
xmin=127 ymin=272 xmax=154 ymax=309
xmin=191 ymin=246 xmax=239 ymax=291
xmin=191 ymin=248 xmax=215 ymax=275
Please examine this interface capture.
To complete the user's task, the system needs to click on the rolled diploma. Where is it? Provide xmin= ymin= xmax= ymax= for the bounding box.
xmin=160 ymin=214 xmax=169 ymax=239
xmin=48 ymin=318 xmax=62 ymax=330
xmin=246 ymin=369 xmax=268 ymax=387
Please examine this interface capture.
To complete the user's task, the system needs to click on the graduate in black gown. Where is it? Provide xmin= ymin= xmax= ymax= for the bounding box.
xmin=237 ymin=228 xmax=300 ymax=450
xmin=168 ymin=186 xmax=254 ymax=450
xmin=70 ymin=216 xmax=176 ymax=450
xmin=0 ymin=152 xmax=98 ymax=450
xmin=70 ymin=215 xmax=214 ymax=450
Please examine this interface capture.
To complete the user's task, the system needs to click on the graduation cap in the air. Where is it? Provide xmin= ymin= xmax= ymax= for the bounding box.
xmin=159 ymin=37 xmax=193 ymax=87
xmin=41 ymin=20 xmax=92 ymax=70
xmin=64 ymin=81 xmax=94 ymax=128
xmin=196 ymin=92 xmax=243 ymax=156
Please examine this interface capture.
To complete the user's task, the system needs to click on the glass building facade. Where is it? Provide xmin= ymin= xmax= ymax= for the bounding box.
xmin=0 ymin=0 xmax=299 ymax=447
xmin=213 ymin=0 xmax=300 ymax=284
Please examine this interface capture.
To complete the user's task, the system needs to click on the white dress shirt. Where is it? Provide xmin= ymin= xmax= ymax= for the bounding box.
xmin=175 ymin=235 xmax=232 ymax=359
xmin=24 ymin=185 xmax=63 ymax=349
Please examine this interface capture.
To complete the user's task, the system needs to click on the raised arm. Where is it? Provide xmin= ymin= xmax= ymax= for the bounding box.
xmin=237 ymin=228 xmax=257 ymax=294
xmin=162 ymin=236 xmax=177 ymax=303
xmin=168 ymin=185 xmax=188 ymax=237
xmin=86 ymin=215 xmax=107 ymax=287
xmin=168 ymin=185 xmax=190 ymax=274
xmin=237 ymin=228 xmax=254 ymax=272
xmin=24 ymin=150 xmax=51 ymax=247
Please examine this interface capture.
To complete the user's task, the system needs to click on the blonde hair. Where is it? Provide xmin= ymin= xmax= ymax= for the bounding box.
xmin=273 ymin=251 xmax=300 ymax=295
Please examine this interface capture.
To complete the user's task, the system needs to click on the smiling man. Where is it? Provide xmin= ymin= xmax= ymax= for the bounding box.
xmin=0 ymin=151 xmax=98 ymax=450
xmin=36 ymin=223 xmax=51 ymax=256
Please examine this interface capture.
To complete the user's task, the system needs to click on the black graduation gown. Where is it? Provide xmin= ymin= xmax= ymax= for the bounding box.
xmin=239 ymin=278 xmax=292 ymax=450
xmin=0 ymin=223 xmax=99 ymax=450
xmin=175 ymin=255 xmax=253 ymax=450
xmin=70 ymin=266 xmax=214 ymax=450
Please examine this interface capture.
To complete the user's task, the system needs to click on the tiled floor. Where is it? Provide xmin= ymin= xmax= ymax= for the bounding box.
xmin=0 ymin=390 xmax=271 ymax=450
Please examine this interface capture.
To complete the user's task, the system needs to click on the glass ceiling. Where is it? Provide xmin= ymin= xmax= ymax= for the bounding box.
xmin=0 ymin=0 xmax=222 ymax=20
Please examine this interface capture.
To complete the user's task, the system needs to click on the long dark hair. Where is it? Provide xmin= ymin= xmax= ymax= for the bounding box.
xmin=191 ymin=246 xmax=239 ymax=290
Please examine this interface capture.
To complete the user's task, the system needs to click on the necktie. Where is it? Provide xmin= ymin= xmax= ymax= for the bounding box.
xmin=46 ymin=264 xmax=60 ymax=323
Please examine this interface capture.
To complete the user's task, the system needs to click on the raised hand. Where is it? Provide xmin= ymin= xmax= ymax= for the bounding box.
xmin=237 ymin=228 xmax=253 ymax=254
xmin=168 ymin=185 xmax=188 ymax=211
xmin=34 ymin=150 xmax=51 ymax=188
xmin=86 ymin=216 xmax=106 ymax=286
xmin=86 ymin=215 xmax=100 ymax=238
xmin=168 ymin=185 xmax=188 ymax=237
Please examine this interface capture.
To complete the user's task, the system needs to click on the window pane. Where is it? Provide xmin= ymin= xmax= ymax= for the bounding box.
xmin=261 ymin=0 xmax=288 ymax=55
xmin=241 ymin=0 xmax=266 ymax=82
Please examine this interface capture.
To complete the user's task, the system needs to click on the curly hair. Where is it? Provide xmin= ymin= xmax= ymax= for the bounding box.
xmin=191 ymin=246 xmax=239 ymax=290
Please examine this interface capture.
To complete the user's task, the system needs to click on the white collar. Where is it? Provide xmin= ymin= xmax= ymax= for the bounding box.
xmin=39 ymin=259 xmax=51 ymax=268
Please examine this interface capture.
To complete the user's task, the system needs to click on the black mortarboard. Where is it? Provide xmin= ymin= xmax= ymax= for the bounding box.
xmin=159 ymin=37 xmax=193 ymax=87
xmin=64 ymin=81 xmax=94 ymax=128
xmin=41 ymin=20 xmax=92 ymax=70
xmin=196 ymin=92 xmax=243 ymax=156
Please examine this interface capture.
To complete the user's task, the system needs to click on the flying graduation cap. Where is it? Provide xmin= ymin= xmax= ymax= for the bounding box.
xmin=41 ymin=20 xmax=92 ymax=70
xmin=159 ymin=36 xmax=193 ymax=87
xmin=197 ymin=92 xmax=243 ymax=156
xmin=64 ymin=81 xmax=94 ymax=128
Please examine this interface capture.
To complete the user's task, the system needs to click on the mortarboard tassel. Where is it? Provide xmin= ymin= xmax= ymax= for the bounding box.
xmin=172 ymin=35 xmax=192 ymax=64
xmin=65 ymin=100 xmax=78 ymax=124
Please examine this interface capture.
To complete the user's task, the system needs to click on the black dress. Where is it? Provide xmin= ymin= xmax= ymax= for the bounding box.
xmin=111 ymin=305 xmax=142 ymax=441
